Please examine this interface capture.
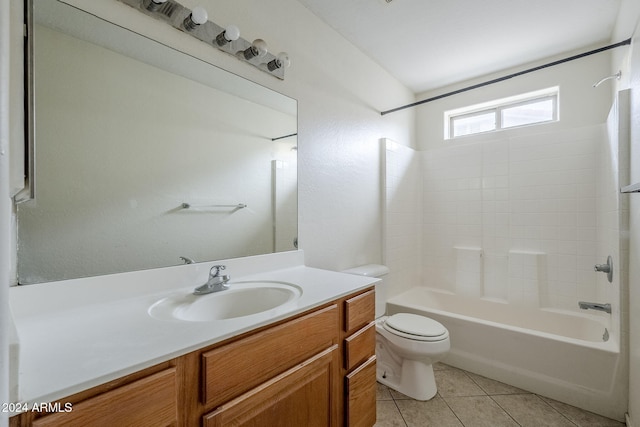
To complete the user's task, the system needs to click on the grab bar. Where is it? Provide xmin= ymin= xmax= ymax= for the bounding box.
xmin=181 ymin=203 xmax=247 ymax=209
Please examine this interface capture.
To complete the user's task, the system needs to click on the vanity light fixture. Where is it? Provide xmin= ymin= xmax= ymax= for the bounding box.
xmin=216 ymin=25 xmax=240 ymax=46
xmin=145 ymin=0 xmax=168 ymax=12
xmin=119 ymin=0 xmax=290 ymax=79
xmin=183 ymin=6 xmax=208 ymax=31
xmin=267 ymin=52 xmax=290 ymax=71
xmin=242 ymin=39 xmax=269 ymax=60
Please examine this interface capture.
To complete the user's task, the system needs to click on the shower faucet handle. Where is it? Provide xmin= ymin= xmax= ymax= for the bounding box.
xmin=594 ymin=255 xmax=613 ymax=283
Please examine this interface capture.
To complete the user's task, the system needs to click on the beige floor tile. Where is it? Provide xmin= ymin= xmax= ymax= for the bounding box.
xmin=492 ymin=394 xmax=575 ymax=427
xmin=395 ymin=397 xmax=463 ymax=427
xmin=374 ymin=400 xmax=407 ymax=427
xmin=387 ymin=387 xmax=419 ymax=400
xmin=377 ymin=382 xmax=394 ymax=401
xmin=443 ymin=396 xmax=519 ymax=427
xmin=539 ymin=396 xmax=625 ymax=427
xmin=376 ymin=365 xmax=623 ymax=427
xmin=434 ymin=368 xmax=486 ymax=397
xmin=434 ymin=362 xmax=453 ymax=371
xmin=466 ymin=372 xmax=528 ymax=395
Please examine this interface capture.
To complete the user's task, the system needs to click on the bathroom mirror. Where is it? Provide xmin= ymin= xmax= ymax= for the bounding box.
xmin=17 ymin=0 xmax=298 ymax=284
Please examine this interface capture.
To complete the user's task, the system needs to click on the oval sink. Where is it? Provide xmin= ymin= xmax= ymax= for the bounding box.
xmin=148 ymin=281 xmax=302 ymax=322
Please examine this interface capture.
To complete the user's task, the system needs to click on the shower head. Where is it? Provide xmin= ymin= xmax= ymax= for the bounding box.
xmin=593 ymin=70 xmax=621 ymax=88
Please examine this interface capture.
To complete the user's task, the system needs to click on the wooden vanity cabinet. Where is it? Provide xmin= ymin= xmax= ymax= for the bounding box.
xmin=10 ymin=287 xmax=376 ymax=427
xmin=343 ymin=289 xmax=377 ymax=427
xmin=9 ymin=361 xmax=180 ymax=427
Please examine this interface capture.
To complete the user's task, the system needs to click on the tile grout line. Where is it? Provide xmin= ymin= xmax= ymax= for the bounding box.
xmin=486 ymin=394 xmax=524 ymax=427
xmin=437 ymin=392 xmax=470 ymax=427
xmin=533 ymin=394 xmax=580 ymax=427
xmin=463 ymin=370 xmax=524 ymax=427
xmin=389 ymin=391 xmax=409 ymax=427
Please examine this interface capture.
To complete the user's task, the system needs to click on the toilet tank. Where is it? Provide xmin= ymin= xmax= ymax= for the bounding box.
xmin=342 ymin=264 xmax=390 ymax=318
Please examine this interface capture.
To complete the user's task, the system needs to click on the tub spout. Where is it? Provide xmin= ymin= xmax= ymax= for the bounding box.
xmin=578 ymin=301 xmax=611 ymax=314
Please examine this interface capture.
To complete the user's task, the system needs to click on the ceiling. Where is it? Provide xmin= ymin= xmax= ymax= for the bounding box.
xmin=296 ymin=0 xmax=623 ymax=93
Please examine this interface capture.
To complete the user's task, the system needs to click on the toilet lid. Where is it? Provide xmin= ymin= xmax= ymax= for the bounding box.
xmin=384 ymin=313 xmax=447 ymax=338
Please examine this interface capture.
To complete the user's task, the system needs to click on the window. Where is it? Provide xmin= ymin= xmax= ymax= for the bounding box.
xmin=445 ymin=87 xmax=558 ymax=139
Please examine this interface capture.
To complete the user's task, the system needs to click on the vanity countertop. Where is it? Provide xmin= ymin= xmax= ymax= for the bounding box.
xmin=9 ymin=251 xmax=378 ymax=405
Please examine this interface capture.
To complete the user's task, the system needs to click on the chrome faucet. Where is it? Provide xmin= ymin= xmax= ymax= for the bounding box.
xmin=194 ymin=265 xmax=231 ymax=295
xmin=578 ymin=301 xmax=611 ymax=314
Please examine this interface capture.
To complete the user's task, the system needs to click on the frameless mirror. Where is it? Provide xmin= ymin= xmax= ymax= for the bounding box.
xmin=17 ymin=0 xmax=298 ymax=284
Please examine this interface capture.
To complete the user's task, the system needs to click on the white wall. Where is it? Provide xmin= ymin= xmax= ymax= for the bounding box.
xmin=416 ymin=51 xmax=612 ymax=151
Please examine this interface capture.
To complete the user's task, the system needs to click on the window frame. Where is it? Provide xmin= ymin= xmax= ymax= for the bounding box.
xmin=445 ymin=87 xmax=559 ymax=140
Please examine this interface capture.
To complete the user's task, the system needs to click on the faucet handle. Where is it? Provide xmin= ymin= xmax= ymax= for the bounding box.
xmin=594 ymin=255 xmax=613 ymax=283
xmin=209 ymin=265 xmax=226 ymax=277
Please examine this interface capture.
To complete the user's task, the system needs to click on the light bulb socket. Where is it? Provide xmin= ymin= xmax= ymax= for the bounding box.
xmin=183 ymin=7 xmax=207 ymax=31
xmin=216 ymin=25 xmax=240 ymax=46
xmin=268 ymin=52 xmax=290 ymax=71
xmin=243 ymin=46 xmax=260 ymax=60
xmin=183 ymin=15 xmax=199 ymax=31
xmin=243 ymin=39 xmax=268 ymax=60
xmin=267 ymin=58 xmax=282 ymax=71
xmin=145 ymin=0 xmax=167 ymax=12
xmin=216 ymin=31 xmax=230 ymax=46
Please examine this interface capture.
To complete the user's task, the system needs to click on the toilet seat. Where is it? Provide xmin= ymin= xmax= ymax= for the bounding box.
xmin=383 ymin=313 xmax=448 ymax=342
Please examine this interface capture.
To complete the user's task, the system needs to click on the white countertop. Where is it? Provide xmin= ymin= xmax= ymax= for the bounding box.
xmin=9 ymin=251 xmax=378 ymax=405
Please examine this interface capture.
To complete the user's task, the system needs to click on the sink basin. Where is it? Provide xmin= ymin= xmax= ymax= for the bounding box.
xmin=148 ymin=281 xmax=302 ymax=322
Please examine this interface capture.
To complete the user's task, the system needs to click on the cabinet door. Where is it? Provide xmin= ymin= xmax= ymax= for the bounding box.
xmin=32 ymin=368 xmax=177 ymax=427
xmin=203 ymin=346 xmax=338 ymax=427
xmin=345 ymin=356 xmax=376 ymax=427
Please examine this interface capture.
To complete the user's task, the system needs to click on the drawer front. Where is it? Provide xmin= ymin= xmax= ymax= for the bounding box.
xmin=32 ymin=368 xmax=177 ymax=427
xmin=344 ymin=289 xmax=375 ymax=334
xmin=202 ymin=304 xmax=339 ymax=408
xmin=344 ymin=322 xmax=375 ymax=371
xmin=345 ymin=356 xmax=377 ymax=427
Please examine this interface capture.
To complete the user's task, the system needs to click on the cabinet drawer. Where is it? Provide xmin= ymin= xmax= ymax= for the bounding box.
xmin=345 ymin=356 xmax=376 ymax=427
xmin=202 ymin=304 xmax=339 ymax=408
xmin=344 ymin=289 xmax=375 ymax=334
xmin=203 ymin=346 xmax=338 ymax=427
xmin=32 ymin=368 xmax=177 ymax=427
xmin=344 ymin=322 xmax=375 ymax=371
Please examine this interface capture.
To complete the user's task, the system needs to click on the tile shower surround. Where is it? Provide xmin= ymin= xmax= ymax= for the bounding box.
xmin=384 ymin=124 xmax=610 ymax=311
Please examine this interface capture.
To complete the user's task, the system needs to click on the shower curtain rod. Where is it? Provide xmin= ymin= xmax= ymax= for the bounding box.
xmin=380 ymin=38 xmax=632 ymax=116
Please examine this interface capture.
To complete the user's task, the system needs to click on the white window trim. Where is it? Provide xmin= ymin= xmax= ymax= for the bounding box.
xmin=444 ymin=87 xmax=559 ymax=139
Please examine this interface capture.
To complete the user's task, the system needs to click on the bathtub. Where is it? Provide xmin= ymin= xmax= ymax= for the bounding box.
xmin=386 ymin=287 xmax=626 ymax=421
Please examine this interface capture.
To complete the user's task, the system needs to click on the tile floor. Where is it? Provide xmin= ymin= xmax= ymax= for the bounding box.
xmin=374 ymin=363 xmax=625 ymax=427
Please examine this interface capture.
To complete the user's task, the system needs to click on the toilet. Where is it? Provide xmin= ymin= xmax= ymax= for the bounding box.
xmin=343 ymin=264 xmax=450 ymax=400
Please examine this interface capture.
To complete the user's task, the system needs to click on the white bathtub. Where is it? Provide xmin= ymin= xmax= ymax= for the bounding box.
xmin=386 ymin=287 xmax=626 ymax=421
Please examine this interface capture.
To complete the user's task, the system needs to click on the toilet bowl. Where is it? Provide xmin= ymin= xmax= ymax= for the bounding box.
xmin=343 ymin=265 xmax=450 ymax=400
